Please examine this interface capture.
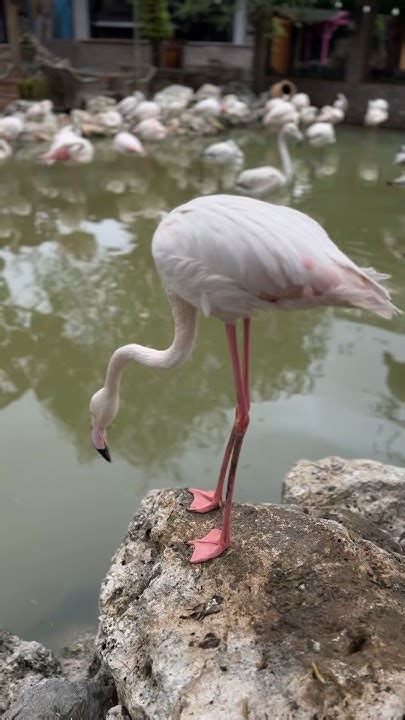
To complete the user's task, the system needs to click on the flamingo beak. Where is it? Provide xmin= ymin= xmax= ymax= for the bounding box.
xmin=91 ymin=425 xmax=112 ymax=462
xmin=97 ymin=445 xmax=111 ymax=463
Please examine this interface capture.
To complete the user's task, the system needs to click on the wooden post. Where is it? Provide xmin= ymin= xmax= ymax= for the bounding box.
xmin=345 ymin=0 xmax=377 ymax=84
xmin=252 ymin=5 xmax=271 ymax=94
xmin=4 ymin=0 xmax=21 ymax=62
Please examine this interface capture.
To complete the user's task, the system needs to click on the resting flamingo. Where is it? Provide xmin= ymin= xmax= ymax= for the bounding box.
xmin=89 ymin=194 xmax=398 ymax=563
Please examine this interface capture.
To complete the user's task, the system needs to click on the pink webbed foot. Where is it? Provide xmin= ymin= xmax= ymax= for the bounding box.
xmin=188 ymin=529 xmax=230 ymax=563
xmin=188 ymin=488 xmax=221 ymax=513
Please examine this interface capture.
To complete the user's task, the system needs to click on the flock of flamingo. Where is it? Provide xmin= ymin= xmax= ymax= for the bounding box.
xmin=0 ymin=84 xmax=403 ymax=189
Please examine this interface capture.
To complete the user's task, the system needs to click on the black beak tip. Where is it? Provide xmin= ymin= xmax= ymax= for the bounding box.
xmin=97 ymin=446 xmax=111 ymax=463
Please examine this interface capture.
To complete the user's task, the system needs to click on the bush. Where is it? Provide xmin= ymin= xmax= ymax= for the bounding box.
xmin=18 ymin=76 xmax=49 ymax=100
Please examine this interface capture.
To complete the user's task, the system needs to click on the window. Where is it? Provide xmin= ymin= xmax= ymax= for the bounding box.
xmin=89 ymin=0 xmax=133 ymax=39
xmin=0 ymin=1 xmax=7 ymax=43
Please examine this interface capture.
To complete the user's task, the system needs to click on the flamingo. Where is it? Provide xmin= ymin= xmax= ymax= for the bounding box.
xmin=192 ymin=97 xmax=222 ymax=118
xmin=113 ymin=132 xmax=146 ymax=156
xmin=0 ymin=115 xmax=24 ymax=141
xmin=364 ymin=99 xmax=389 ymax=127
xmin=235 ymin=122 xmax=302 ymax=196
xmin=317 ymin=105 xmax=344 ymax=124
xmin=0 ymin=138 xmax=12 ymax=160
xmin=40 ymin=127 xmax=94 ymax=164
xmin=89 ymin=194 xmax=398 ymax=563
xmin=133 ymin=101 xmax=161 ymax=123
xmin=133 ymin=118 xmax=168 ymax=141
xmin=334 ymin=93 xmax=348 ymax=113
xmin=263 ymin=100 xmax=299 ymax=130
xmin=299 ymin=106 xmax=318 ymax=127
xmin=203 ymin=140 xmax=244 ymax=165
xmin=388 ymin=175 xmax=405 ymax=186
xmin=306 ymin=122 xmax=336 ymax=147
xmin=291 ymin=93 xmax=311 ymax=111
xmin=195 ymin=83 xmax=221 ymax=101
xmin=393 ymin=146 xmax=405 ymax=165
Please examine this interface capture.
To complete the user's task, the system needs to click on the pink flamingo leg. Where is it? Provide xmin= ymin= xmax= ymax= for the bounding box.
xmin=188 ymin=318 xmax=251 ymax=513
xmin=189 ymin=321 xmax=250 ymax=562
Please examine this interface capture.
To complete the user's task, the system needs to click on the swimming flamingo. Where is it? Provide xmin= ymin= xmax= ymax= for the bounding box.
xmin=235 ymin=123 xmax=302 ymax=195
xmin=89 ymin=194 xmax=398 ymax=563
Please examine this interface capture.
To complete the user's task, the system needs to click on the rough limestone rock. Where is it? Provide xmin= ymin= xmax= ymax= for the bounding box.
xmin=1 ymin=633 xmax=117 ymax=719
xmin=106 ymin=705 xmax=131 ymax=720
xmin=283 ymin=457 xmax=405 ymax=548
xmin=0 ymin=630 xmax=61 ymax=713
xmin=98 ymin=489 xmax=405 ymax=720
xmin=2 ymin=671 xmax=116 ymax=720
xmin=58 ymin=633 xmax=99 ymax=682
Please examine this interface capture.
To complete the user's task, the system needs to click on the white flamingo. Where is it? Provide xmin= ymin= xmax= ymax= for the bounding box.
xmin=306 ymin=122 xmax=336 ymax=147
xmin=195 ymin=83 xmax=221 ymax=101
xmin=0 ymin=115 xmax=24 ymax=141
xmin=364 ymin=99 xmax=389 ymax=127
xmin=334 ymin=93 xmax=348 ymax=112
xmin=0 ymin=138 xmax=12 ymax=159
xmin=95 ymin=110 xmax=123 ymax=134
xmin=203 ymin=140 xmax=244 ymax=165
xmin=133 ymin=118 xmax=168 ymax=141
xmin=192 ymin=97 xmax=222 ymax=118
xmin=317 ymin=105 xmax=344 ymax=124
xmin=26 ymin=100 xmax=54 ymax=121
xmin=388 ymin=175 xmax=405 ymax=186
xmin=222 ymin=95 xmax=250 ymax=121
xmin=89 ymin=194 xmax=397 ymax=563
xmin=40 ymin=126 xmax=94 ymax=164
xmin=236 ymin=122 xmax=302 ymax=196
xmin=133 ymin=101 xmax=161 ymax=122
xmin=394 ymin=146 xmax=405 ymax=165
xmin=117 ymin=96 xmax=141 ymax=120
xmin=291 ymin=93 xmax=311 ymax=111
xmin=263 ymin=100 xmax=299 ymax=129
xmin=299 ymin=106 xmax=318 ymax=127
xmin=113 ymin=132 xmax=146 ymax=156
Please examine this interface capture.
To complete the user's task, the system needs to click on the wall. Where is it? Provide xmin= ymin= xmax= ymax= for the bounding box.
xmin=44 ymin=40 xmax=405 ymax=129
xmin=183 ymin=42 xmax=253 ymax=71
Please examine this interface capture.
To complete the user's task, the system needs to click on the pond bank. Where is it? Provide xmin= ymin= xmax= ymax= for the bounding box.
xmin=2 ymin=457 xmax=404 ymax=719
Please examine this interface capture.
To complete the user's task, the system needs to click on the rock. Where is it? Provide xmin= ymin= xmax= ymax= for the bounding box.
xmin=58 ymin=633 xmax=99 ymax=682
xmin=106 ymin=705 xmax=131 ymax=720
xmin=2 ymin=669 xmax=116 ymax=720
xmin=1 ymin=632 xmax=117 ymax=719
xmin=0 ymin=630 xmax=61 ymax=713
xmin=97 ymin=489 xmax=405 ymax=720
xmin=283 ymin=457 xmax=405 ymax=547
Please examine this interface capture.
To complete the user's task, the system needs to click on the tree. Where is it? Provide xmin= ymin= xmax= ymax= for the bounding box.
xmin=171 ymin=1 xmax=336 ymax=93
xmin=137 ymin=0 xmax=172 ymax=67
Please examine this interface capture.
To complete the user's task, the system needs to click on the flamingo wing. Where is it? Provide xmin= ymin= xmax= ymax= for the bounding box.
xmin=152 ymin=195 xmax=398 ymax=321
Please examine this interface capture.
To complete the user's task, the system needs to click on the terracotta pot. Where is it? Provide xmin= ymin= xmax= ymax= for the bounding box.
xmin=163 ymin=40 xmax=183 ymax=69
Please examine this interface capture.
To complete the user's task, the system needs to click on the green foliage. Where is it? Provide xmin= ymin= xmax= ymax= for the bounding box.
xmin=171 ymin=0 xmax=337 ymax=33
xmin=138 ymin=0 xmax=172 ymax=40
xmin=18 ymin=75 xmax=49 ymax=100
xmin=171 ymin=0 xmax=234 ymax=31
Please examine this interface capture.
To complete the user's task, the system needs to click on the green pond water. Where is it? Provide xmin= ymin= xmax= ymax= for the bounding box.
xmin=0 ymin=126 xmax=404 ymax=649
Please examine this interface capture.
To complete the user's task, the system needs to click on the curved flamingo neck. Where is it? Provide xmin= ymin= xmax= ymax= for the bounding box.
xmin=278 ymin=128 xmax=293 ymax=183
xmin=105 ymin=293 xmax=197 ymax=395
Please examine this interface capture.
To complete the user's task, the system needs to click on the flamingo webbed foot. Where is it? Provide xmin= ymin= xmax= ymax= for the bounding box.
xmin=188 ymin=528 xmax=230 ymax=563
xmin=188 ymin=488 xmax=221 ymax=513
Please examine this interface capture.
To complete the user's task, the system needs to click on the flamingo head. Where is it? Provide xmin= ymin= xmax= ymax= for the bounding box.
xmin=89 ymin=387 xmax=119 ymax=462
